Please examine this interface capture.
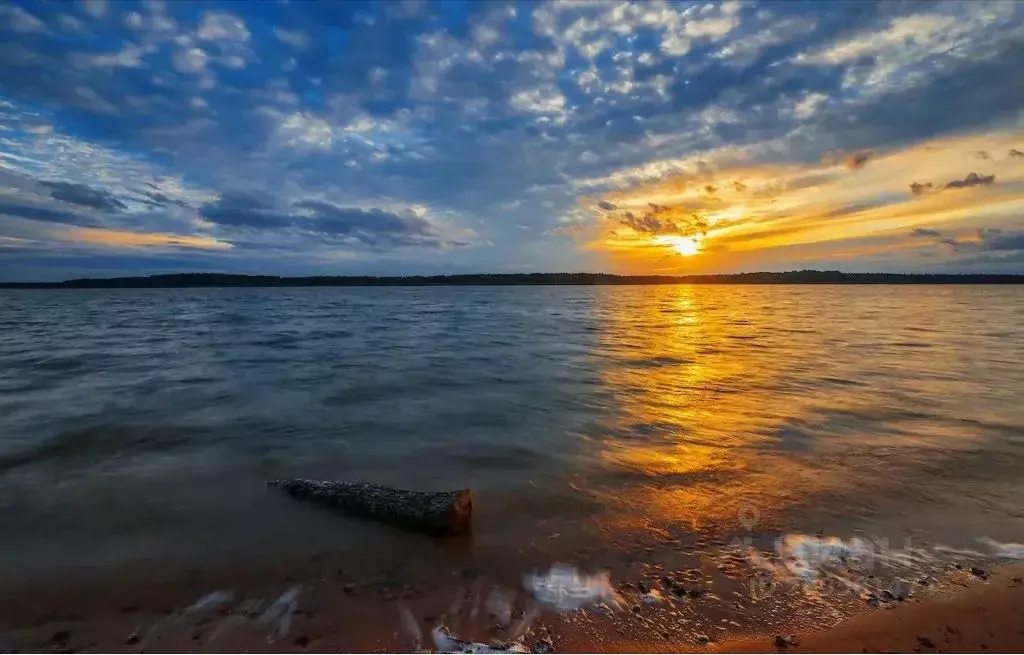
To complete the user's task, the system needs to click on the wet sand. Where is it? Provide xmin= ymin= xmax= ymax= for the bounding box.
xmin=592 ymin=566 xmax=1024 ymax=653
xmin=740 ymin=566 xmax=1024 ymax=654
xmin=2 ymin=523 xmax=1021 ymax=654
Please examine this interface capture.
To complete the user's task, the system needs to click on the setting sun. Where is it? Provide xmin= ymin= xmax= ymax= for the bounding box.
xmin=655 ymin=235 xmax=702 ymax=256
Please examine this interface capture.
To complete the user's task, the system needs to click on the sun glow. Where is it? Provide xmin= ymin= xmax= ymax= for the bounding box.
xmin=655 ymin=234 xmax=702 ymax=256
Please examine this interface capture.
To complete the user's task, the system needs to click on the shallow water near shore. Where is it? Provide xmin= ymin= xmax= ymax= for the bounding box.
xmin=1 ymin=285 xmax=1023 ymax=649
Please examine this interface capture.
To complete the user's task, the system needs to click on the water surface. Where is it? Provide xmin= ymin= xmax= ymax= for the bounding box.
xmin=1 ymin=285 xmax=1022 ymax=581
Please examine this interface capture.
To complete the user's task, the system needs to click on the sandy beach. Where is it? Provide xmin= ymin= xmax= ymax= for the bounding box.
xmin=2 ymin=532 xmax=1021 ymax=654
xmin=720 ymin=566 xmax=1024 ymax=654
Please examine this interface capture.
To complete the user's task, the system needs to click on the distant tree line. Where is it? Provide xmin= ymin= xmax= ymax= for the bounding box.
xmin=2 ymin=270 xmax=1023 ymax=289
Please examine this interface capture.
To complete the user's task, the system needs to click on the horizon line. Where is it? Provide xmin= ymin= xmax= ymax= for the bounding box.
xmin=3 ymin=270 xmax=1024 ymax=288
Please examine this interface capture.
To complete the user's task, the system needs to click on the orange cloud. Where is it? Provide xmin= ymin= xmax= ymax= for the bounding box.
xmin=68 ymin=227 xmax=230 ymax=250
xmin=573 ymin=127 xmax=1024 ymax=273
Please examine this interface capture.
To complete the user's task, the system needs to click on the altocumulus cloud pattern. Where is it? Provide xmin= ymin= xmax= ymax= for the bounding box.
xmin=1 ymin=0 xmax=1024 ymax=281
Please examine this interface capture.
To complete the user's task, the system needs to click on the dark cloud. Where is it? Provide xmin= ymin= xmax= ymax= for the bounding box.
xmin=910 ymin=173 xmax=995 ymax=196
xmin=296 ymin=200 xmax=442 ymax=248
xmin=844 ymin=150 xmax=875 ymax=170
xmin=945 ymin=172 xmax=995 ymax=190
xmin=820 ymin=149 xmax=875 ymax=170
xmin=933 ymin=228 xmax=1024 ymax=255
xmin=597 ymin=201 xmax=617 ymax=211
xmin=979 ymin=228 xmax=1024 ymax=252
xmin=1009 ymin=148 xmax=1024 ymax=158
xmin=199 ymin=192 xmax=295 ymax=229
xmin=974 ymin=150 xmax=992 ymax=161
xmin=813 ymin=37 xmax=1024 ymax=160
xmin=140 ymin=191 xmax=192 ymax=209
xmin=39 ymin=181 xmax=126 ymax=212
xmin=198 ymin=194 xmax=465 ymax=250
xmin=909 ymin=228 xmax=942 ymax=238
xmin=0 ymin=201 xmax=98 ymax=226
xmin=938 ymin=237 xmax=965 ymax=251
xmin=611 ymin=203 xmax=709 ymax=238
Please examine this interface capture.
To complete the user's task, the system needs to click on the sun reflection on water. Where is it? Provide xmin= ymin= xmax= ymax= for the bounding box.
xmin=584 ymin=285 xmax=860 ymax=534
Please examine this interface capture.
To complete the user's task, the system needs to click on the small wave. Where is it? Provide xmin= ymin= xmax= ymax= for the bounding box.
xmin=20 ymin=355 xmax=91 ymax=373
xmin=819 ymin=376 xmax=867 ymax=387
xmin=977 ymin=537 xmax=1024 ymax=559
xmin=250 ymin=334 xmax=304 ymax=348
xmin=432 ymin=626 xmax=529 ymax=654
xmin=0 ymin=424 xmax=196 ymax=472
xmin=632 ymin=355 xmax=692 ymax=368
xmin=748 ymin=532 xmax=1023 ymax=602
xmin=523 ymin=563 xmax=621 ymax=611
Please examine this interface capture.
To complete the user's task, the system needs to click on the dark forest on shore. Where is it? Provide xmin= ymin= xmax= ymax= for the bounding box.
xmin=2 ymin=271 xmax=1024 ymax=288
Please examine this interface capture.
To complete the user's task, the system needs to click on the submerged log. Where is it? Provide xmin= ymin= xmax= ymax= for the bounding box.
xmin=268 ymin=479 xmax=472 ymax=535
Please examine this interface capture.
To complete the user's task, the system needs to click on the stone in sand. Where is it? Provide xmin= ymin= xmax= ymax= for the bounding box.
xmin=268 ymin=479 xmax=472 ymax=535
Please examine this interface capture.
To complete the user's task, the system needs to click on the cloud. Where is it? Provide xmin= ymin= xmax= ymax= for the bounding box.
xmin=979 ymin=228 xmax=1024 ymax=252
xmin=1 ymin=4 xmax=46 ymax=32
xmin=71 ymin=43 xmax=152 ymax=69
xmin=944 ymin=172 xmax=995 ymax=190
xmin=910 ymin=172 xmax=996 ymax=196
xmin=39 ymin=181 xmax=127 ymax=211
xmin=196 ymin=11 xmax=250 ymax=43
xmin=938 ymin=237 xmax=964 ymax=251
xmin=171 ymin=47 xmax=208 ymax=73
xmin=79 ymin=0 xmax=107 ymax=20
xmin=1009 ymin=148 xmax=1024 ymax=158
xmin=2 ymin=0 xmax=1024 ymax=278
xmin=69 ymin=226 xmax=229 ymax=250
xmin=274 ymin=26 xmax=309 ymax=49
xmin=935 ymin=229 xmax=1024 ymax=255
xmin=0 ymin=201 xmax=96 ymax=226
xmin=843 ymin=150 xmax=875 ymax=170
xmin=821 ymin=149 xmax=875 ymax=170
xmin=297 ymin=201 xmax=456 ymax=248
xmin=273 ymin=112 xmax=335 ymax=150
xmin=197 ymin=193 xmax=477 ymax=251
xmin=141 ymin=191 xmax=192 ymax=209
xmin=909 ymin=227 xmax=942 ymax=238
xmin=602 ymin=202 xmax=710 ymax=238
xmin=509 ymin=86 xmax=567 ymax=118
xmin=199 ymin=191 xmax=294 ymax=229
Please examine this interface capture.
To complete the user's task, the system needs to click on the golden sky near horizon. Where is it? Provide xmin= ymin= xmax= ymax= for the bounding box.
xmin=574 ymin=128 xmax=1024 ymax=274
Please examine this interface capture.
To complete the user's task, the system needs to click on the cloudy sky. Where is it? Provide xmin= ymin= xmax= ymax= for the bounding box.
xmin=1 ymin=0 xmax=1023 ymax=281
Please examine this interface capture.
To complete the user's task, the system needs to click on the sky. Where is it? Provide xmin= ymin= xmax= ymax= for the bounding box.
xmin=1 ymin=0 xmax=1023 ymax=281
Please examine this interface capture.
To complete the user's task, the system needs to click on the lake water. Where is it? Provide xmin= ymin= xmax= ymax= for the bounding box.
xmin=1 ymin=285 xmax=1023 ymax=611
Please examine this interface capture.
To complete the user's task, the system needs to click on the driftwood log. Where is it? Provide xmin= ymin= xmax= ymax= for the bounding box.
xmin=268 ymin=479 xmax=472 ymax=535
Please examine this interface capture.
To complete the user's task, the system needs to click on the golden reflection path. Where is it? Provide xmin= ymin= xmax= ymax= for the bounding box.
xmin=583 ymin=285 xmax=870 ymax=536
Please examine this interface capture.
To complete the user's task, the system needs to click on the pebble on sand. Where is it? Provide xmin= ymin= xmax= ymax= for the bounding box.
xmin=774 ymin=634 xmax=793 ymax=649
xmin=969 ymin=566 xmax=989 ymax=580
xmin=641 ymin=589 xmax=664 ymax=605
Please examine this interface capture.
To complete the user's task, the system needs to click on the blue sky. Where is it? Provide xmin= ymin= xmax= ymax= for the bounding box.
xmin=1 ymin=0 xmax=1023 ymax=281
